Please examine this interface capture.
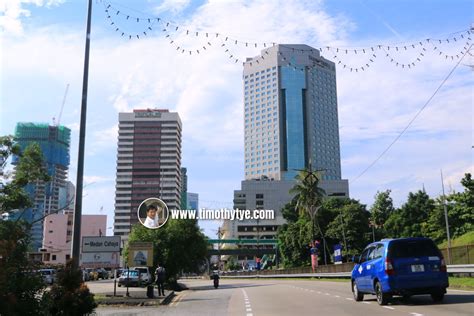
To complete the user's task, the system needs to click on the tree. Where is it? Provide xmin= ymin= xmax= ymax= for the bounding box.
xmin=369 ymin=190 xmax=395 ymax=240
xmin=385 ymin=190 xmax=434 ymax=238
xmin=127 ymin=218 xmax=208 ymax=288
xmin=277 ymin=217 xmax=313 ymax=268
xmin=0 ymin=221 xmax=46 ymax=316
xmin=42 ymin=260 xmax=97 ymax=316
xmin=0 ymin=139 xmax=50 ymax=215
xmin=290 ymin=168 xmax=325 ymax=242
xmin=446 ymin=173 xmax=474 ymax=238
xmin=326 ymin=199 xmax=371 ymax=258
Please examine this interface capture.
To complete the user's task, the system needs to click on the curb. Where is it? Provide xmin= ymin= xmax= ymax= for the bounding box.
xmin=160 ymin=291 xmax=175 ymax=305
xmin=95 ymin=291 xmax=175 ymax=306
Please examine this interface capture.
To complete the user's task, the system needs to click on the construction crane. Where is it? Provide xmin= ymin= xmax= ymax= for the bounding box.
xmin=53 ymin=83 xmax=69 ymax=126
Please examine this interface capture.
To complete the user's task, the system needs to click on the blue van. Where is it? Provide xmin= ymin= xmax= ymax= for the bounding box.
xmin=351 ymin=237 xmax=449 ymax=305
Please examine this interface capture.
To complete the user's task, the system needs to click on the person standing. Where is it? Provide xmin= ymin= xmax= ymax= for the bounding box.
xmin=155 ymin=263 xmax=166 ymax=296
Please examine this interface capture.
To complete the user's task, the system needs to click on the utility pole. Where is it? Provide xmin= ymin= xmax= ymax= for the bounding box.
xmin=441 ymin=170 xmax=452 ymax=264
xmin=71 ymin=0 xmax=92 ymax=269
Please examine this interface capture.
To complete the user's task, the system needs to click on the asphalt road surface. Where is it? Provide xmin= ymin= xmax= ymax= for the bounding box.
xmin=94 ymin=278 xmax=474 ymax=316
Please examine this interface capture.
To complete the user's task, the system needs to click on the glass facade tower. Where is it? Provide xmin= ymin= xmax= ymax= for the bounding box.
xmin=243 ymin=44 xmax=342 ymax=181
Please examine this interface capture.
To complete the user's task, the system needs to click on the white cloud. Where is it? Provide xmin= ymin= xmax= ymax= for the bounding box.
xmin=152 ymin=0 xmax=191 ymax=15
xmin=0 ymin=0 xmax=64 ymax=35
xmin=3 ymin=0 xmax=472 ymax=222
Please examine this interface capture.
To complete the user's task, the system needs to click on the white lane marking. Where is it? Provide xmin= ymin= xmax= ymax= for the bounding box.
xmin=334 ymin=295 xmax=340 ymax=298
xmin=317 ymin=291 xmax=322 ymax=294
xmin=362 ymin=302 xmax=370 ymax=304
xmin=310 ymin=290 xmax=315 ymax=292
xmin=242 ymin=289 xmax=253 ymax=315
xmin=383 ymin=306 xmax=395 ymax=310
xmin=346 ymin=298 xmax=353 ymax=301
xmin=410 ymin=313 xmax=424 ymax=316
xmin=325 ymin=293 xmax=330 ymax=295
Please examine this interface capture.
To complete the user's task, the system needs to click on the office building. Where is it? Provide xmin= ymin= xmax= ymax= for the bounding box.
xmin=180 ymin=167 xmax=187 ymax=209
xmin=243 ymin=44 xmax=344 ymax=181
xmin=114 ymin=109 xmax=182 ymax=239
xmin=223 ymin=45 xmax=350 ymax=258
xmin=187 ymin=192 xmax=199 ymax=210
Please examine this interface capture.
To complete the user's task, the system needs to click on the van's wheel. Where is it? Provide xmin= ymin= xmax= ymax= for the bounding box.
xmin=352 ymin=281 xmax=364 ymax=301
xmin=375 ymin=281 xmax=391 ymax=305
xmin=431 ymin=290 xmax=444 ymax=302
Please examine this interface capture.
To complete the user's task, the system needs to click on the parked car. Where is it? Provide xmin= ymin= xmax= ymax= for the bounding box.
xmin=39 ymin=269 xmax=57 ymax=285
xmin=351 ymin=237 xmax=448 ymax=305
xmin=96 ymin=268 xmax=109 ymax=280
xmin=86 ymin=268 xmax=98 ymax=281
xmin=131 ymin=266 xmax=153 ymax=285
xmin=118 ymin=270 xmax=141 ymax=287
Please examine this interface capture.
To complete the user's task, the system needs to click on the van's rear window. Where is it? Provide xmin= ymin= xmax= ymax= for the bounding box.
xmin=388 ymin=239 xmax=440 ymax=258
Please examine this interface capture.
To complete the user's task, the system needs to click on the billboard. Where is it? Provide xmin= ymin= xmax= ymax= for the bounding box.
xmin=128 ymin=242 xmax=154 ymax=267
xmin=81 ymin=252 xmax=120 ymax=268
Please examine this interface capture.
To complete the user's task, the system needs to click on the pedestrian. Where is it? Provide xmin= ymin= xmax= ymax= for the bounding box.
xmin=155 ymin=263 xmax=166 ymax=296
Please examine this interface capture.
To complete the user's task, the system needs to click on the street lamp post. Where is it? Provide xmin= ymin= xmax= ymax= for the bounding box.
xmin=71 ymin=0 xmax=92 ymax=269
xmin=441 ymin=170 xmax=452 ymax=264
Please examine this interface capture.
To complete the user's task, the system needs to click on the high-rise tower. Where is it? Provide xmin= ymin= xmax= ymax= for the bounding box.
xmin=13 ymin=123 xmax=71 ymax=251
xmin=113 ymin=109 xmax=182 ymax=240
xmin=243 ymin=44 xmax=342 ymax=181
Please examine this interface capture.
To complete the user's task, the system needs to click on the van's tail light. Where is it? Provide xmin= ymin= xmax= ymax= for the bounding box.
xmin=440 ymin=257 xmax=447 ymax=272
xmin=385 ymin=258 xmax=395 ymax=275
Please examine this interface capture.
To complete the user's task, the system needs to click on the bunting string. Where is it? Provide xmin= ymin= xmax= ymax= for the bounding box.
xmin=101 ymin=0 xmax=473 ymax=72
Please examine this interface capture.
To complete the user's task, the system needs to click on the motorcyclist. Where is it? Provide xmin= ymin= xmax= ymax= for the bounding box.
xmin=211 ymin=270 xmax=220 ymax=288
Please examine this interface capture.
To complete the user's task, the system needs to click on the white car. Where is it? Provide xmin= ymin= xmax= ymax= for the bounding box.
xmin=131 ymin=266 xmax=153 ymax=285
xmin=39 ymin=269 xmax=57 ymax=285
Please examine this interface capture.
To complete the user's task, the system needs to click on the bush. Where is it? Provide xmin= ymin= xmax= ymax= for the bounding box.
xmin=41 ymin=260 xmax=97 ymax=316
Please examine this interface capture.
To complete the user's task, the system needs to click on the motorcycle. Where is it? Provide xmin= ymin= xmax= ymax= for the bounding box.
xmin=212 ymin=271 xmax=219 ymax=289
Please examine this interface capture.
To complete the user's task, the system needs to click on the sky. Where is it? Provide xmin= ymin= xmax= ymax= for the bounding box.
xmin=1 ymin=0 xmax=473 ymax=238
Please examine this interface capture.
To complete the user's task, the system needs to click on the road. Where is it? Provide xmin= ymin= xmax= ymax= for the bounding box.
xmin=94 ymin=278 xmax=474 ymax=316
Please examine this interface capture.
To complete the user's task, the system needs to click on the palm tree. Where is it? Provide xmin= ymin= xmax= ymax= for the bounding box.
xmin=290 ymin=167 xmax=326 ymax=242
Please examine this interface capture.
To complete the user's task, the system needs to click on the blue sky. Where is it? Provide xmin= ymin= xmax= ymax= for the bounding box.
xmin=1 ymin=0 xmax=473 ymax=238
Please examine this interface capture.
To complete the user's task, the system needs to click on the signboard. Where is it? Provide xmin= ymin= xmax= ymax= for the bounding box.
xmin=334 ymin=244 xmax=343 ymax=264
xmin=81 ymin=252 xmax=120 ymax=268
xmin=82 ymin=236 xmax=121 ymax=253
xmin=128 ymin=242 xmax=153 ymax=267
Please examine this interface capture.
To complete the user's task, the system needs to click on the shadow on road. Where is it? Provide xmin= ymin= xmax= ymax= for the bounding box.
xmin=363 ymin=294 xmax=474 ymax=306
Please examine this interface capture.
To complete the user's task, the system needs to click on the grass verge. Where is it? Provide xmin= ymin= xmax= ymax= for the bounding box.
xmin=449 ymin=277 xmax=474 ymax=290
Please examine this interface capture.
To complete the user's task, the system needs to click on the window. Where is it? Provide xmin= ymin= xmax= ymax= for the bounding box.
xmin=360 ymin=246 xmax=374 ymax=263
xmin=369 ymin=244 xmax=384 ymax=261
xmin=52 ymin=255 xmax=57 ymax=261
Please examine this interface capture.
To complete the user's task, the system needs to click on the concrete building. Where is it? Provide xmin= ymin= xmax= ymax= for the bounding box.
xmin=11 ymin=123 xmax=71 ymax=251
xmin=181 ymin=167 xmax=188 ymax=209
xmin=187 ymin=192 xmax=199 ymax=210
xmin=41 ymin=213 xmax=107 ymax=265
xmin=224 ymin=177 xmax=349 ymax=241
xmin=114 ymin=109 xmax=182 ymax=240
xmin=222 ymin=45 xmax=350 ymax=257
xmin=243 ymin=44 xmax=344 ymax=182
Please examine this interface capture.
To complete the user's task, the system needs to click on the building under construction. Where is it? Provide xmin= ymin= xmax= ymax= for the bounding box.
xmin=12 ymin=122 xmax=71 ymax=251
